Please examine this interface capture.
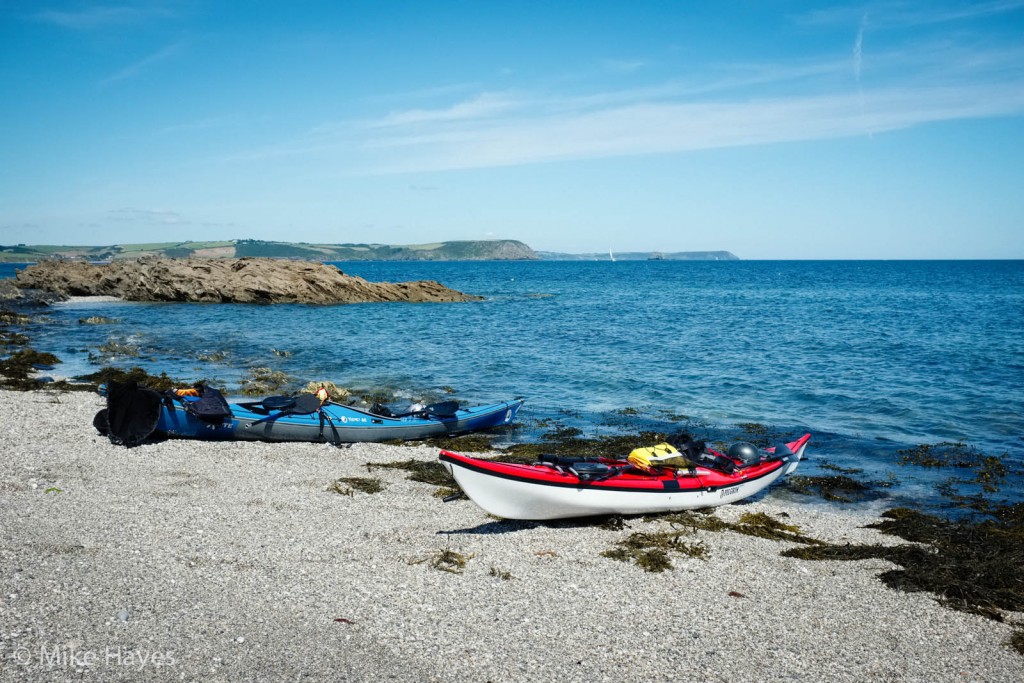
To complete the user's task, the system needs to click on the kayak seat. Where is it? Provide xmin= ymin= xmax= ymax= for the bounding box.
xmin=284 ymin=393 xmax=324 ymax=415
xmin=261 ymin=395 xmax=296 ymax=412
xmin=571 ymin=462 xmax=613 ymax=476
xmin=537 ymin=454 xmax=601 ymax=468
xmin=709 ymin=454 xmax=739 ymax=474
xmin=536 ymin=454 xmax=618 ymax=481
xmin=242 ymin=394 xmax=322 ymax=416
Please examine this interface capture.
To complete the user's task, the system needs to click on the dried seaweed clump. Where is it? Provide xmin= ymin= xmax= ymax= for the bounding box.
xmin=601 ymin=509 xmax=821 ymax=572
xmin=328 ymin=477 xmax=384 ymax=496
xmin=489 ymin=566 xmax=514 ymax=580
xmin=655 ymin=510 xmax=823 ymax=545
xmin=409 ymin=547 xmax=474 ymax=574
xmin=602 ymin=530 xmax=708 ymax=572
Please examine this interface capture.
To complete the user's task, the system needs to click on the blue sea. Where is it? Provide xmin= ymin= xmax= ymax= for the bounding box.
xmin=5 ymin=260 xmax=1023 ymax=510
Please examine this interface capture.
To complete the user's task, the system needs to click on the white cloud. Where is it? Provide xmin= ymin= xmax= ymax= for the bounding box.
xmin=224 ymin=9 xmax=1024 ymax=177
xmin=801 ymin=0 xmax=1024 ymax=28
xmin=100 ymin=42 xmax=183 ymax=85
xmin=371 ymin=92 xmax=521 ymax=128
xmin=108 ymin=207 xmax=185 ymax=225
xmin=33 ymin=3 xmax=175 ymax=30
xmin=358 ymin=83 xmax=1024 ymax=173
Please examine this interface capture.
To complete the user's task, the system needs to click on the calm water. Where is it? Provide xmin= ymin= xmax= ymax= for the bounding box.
xmin=6 ymin=260 xmax=1023 ymax=508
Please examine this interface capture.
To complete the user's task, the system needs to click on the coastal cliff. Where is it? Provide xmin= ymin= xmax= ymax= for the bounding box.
xmin=13 ymin=257 xmax=481 ymax=305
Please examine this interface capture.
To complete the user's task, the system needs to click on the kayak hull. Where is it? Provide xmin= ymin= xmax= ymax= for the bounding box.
xmin=439 ymin=434 xmax=810 ymax=520
xmin=157 ymin=398 xmax=524 ymax=444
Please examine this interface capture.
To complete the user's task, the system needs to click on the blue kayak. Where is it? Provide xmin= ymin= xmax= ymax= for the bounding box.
xmin=156 ymin=394 xmax=525 ymax=444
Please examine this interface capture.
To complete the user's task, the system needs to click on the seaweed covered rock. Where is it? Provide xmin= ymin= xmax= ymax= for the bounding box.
xmin=14 ymin=257 xmax=482 ymax=305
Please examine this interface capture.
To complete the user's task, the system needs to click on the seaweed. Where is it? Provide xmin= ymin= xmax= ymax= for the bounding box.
xmin=598 ymin=515 xmax=628 ymax=531
xmin=781 ymin=504 xmax=1024 ymax=628
xmin=328 ymin=477 xmax=384 ymax=496
xmin=734 ymin=422 xmax=797 ymax=449
xmin=656 ymin=409 xmax=694 ymax=423
xmin=601 ymin=530 xmax=707 ymax=572
xmin=489 ymin=566 xmax=514 ymax=580
xmin=0 ymin=348 xmax=62 ymax=390
xmin=1011 ymin=628 xmax=1024 ymax=656
xmin=735 ymin=422 xmax=772 ymax=447
xmin=898 ymin=441 xmax=1011 ymax=496
xmin=502 ymin=426 xmax=675 ymax=461
xmin=781 ymin=474 xmax=884 ymax=503
xmin=651 ymin=509 xmax=824 ymax=545
xmin=432 ymin=486 xmax=462 ymax=499
xmin=409 ymin=547 xmax=474 ymax=574
xmin=424 ymin=433 xmax=496 ymax=452
xmin=819 ymin=462 xmax=865 ymax=475
xmin=898 ymin=441 xmax=984 ymax=468
xmin=733 ymin=511 xmax=824 ymax=545
xmin=365 ymin=459 xmax=456 ymax=488
xmin=76 ymin=366 xmax=188 ymax=392
xmin=649 ymin=509 xmax=734 ymax=533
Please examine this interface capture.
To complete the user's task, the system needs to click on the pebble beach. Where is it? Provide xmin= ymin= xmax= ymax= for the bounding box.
xmin=1 ymin=389 xmax=1020 ymax=682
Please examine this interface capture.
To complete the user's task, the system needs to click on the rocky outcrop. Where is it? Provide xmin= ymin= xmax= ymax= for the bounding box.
xmin=14 ymin=258 xmax=482 ymax=305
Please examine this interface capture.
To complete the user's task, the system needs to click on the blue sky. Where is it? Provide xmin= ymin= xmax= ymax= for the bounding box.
xmin=1 ymin=1 xmax=1022 ymax=258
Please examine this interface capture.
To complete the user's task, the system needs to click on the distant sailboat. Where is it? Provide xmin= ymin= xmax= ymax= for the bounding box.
xmin=609 ymin=249 xmax=616 ymax=262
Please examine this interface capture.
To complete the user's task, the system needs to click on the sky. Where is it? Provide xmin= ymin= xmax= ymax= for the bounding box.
xmin=1 ymin=1 xmax=1023 ymax=259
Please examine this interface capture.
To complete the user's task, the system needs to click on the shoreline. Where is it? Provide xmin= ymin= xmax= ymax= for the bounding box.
xmin=0 ymin=389 xmax=1020 ymax=681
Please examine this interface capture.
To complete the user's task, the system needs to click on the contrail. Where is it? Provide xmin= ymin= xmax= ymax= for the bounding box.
xmin=854 ymin=13 xmax=869 ymax=136
xmin=853 ymin=13 xmax=867 ymax=83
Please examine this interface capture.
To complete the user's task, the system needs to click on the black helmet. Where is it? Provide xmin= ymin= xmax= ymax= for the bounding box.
xmin=727 ymin=442 xmax=761 ymax=465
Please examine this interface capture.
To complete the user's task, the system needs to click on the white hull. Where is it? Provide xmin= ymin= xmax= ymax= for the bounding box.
xmin=448 ymin=465 xmax=785 ymax=520
xmin=443 ymin=439 xmax=807 ymax=521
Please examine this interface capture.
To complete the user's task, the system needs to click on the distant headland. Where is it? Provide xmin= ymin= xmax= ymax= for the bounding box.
xmin=536 ymin=250 xmax=738 ymax=261
xmin=0 ymin=239 xmax=737 ymax=262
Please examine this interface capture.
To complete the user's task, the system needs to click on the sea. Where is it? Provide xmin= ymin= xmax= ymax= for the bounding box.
xmin=4 ymin=259 xmax=1023 ymax=512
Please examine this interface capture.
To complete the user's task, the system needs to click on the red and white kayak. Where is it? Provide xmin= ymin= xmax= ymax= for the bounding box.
xmin=439 ymin=434 xmax=810 ymax=520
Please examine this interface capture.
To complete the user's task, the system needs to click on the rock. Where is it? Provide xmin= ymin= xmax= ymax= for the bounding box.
xmin=0 ymin=279 xmax=20 ymax=300
xmin=13 ymin=258 xmax=483 ymax=305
